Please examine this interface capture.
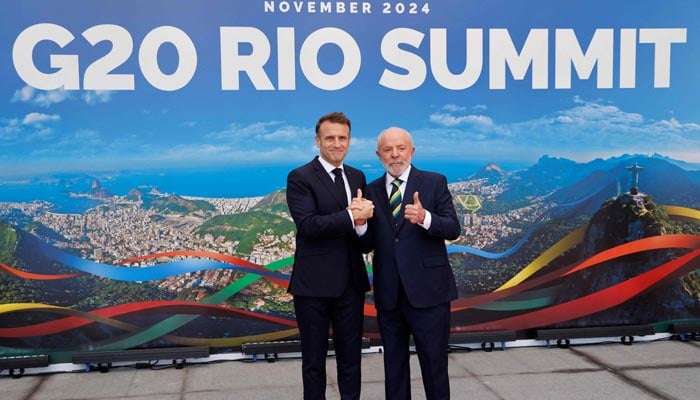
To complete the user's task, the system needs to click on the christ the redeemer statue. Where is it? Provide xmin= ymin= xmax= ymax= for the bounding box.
xmin=626 ymin=162 xmax=645 ymax=189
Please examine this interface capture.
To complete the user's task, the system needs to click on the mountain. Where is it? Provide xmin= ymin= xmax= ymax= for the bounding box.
xmin=126 ymin=188 xmax=143 ymax=202
xmin=450 ymin=153 xmax=700 ymax=297
xmin=551 ymin=192 xmax=698 ymax=327
xmin=613 ymin=156 xmax=700 ymax=207
xmin=497 ymin=155 xmax=597 ymax=204
xmin=497 ymin=154 xmax=700 ymax=210
xmin=255 ymin=189 xmax=286 ymax=207
xmin=86 ymin=179 xmax=114 ymax=200
xmin=471 ymin=163 xmax=505 ymax=183
xmin=149 ymin=195 xmax=216 ymax=215
xmin=650 ymin=153 xmax=700 ymax=171
xmin=194 ymin=189 xmax=293 ymax=256
xmin=196 ymin=210 xmax=295 ymax=255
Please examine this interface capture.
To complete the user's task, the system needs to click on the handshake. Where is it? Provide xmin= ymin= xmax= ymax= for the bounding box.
xmin=347 ymin=189 xmax=374 ymax=226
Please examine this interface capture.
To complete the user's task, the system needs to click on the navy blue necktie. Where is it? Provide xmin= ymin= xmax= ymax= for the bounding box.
xmin=332 ymin=168 xmax=348 ymax=207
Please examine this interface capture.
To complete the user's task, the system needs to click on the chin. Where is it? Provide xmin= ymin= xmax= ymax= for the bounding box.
xmin=390 ymin=165 xmax=405 ymax=175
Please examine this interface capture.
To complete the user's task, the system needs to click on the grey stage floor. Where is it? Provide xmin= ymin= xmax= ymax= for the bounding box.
xmin=3 ymin=336 xmax=700 ymax=399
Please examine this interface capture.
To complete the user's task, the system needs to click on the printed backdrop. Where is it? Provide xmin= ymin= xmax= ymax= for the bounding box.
xmin=1 ymin=0 xmax=698 ymax=363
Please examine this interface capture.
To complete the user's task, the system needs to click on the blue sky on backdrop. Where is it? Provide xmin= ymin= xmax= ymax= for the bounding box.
xmin=1 ymin=0 xmax=698 ymax=178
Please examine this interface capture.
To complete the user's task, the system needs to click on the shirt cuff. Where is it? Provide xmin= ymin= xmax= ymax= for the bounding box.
xmin=418 ymin=210 xmax=432 ymax=230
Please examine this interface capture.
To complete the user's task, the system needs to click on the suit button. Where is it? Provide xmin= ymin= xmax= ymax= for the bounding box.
xmin=394 ymin=238 xmax=399 ymax=243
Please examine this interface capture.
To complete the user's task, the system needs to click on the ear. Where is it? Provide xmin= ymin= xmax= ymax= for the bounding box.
xmin=315 ymin=135 xmax=321 ymax=149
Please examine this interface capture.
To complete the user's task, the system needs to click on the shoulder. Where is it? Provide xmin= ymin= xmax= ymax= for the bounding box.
xmin=412 ymin=167 xmax=446 ymax=183
xmin=344 ymin=164 xmax=365 ymax=178
xmin=288 ymin=159 xmax=319 ymax=179
xmin=343 ymin=163 xmax=361 ymax=173
xmin=368 ymin=175 xmax=385 ymax=188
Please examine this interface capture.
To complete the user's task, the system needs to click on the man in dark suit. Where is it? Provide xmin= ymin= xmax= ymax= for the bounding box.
xmin=286 ymin=112 xmax=374 ymax=400
xmin=356 ymin=126 xmax=460 ymax=400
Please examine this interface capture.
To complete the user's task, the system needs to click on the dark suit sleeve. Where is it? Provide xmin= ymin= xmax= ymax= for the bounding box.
xmin=358 ymin=222 xmax=374 ymax=254
xmin=286 ymin=168 xmax=354 ymax=239
xmin=426 ymin=174 xmax=461 ymax=241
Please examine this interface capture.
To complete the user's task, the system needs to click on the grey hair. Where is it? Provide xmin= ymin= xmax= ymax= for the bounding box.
xmin=376 ymin=127 xmax=414 ymax=148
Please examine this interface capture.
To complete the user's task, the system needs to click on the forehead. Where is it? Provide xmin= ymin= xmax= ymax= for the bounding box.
xmin=318 ymin=121 xmax=350 ymax=137
xmin=379 ymin=130 xmax=411 ymax=147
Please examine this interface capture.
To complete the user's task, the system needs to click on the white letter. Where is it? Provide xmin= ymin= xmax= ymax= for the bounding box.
xmin=619 ymin=29 xmax=636 ymax=89
xmin=639 ymin=28 xmax=686 ymax=88
xmin=555 ymin=29 xmax=614 ymax=89
xmin=277 ymin=28 xmax=296 ymax=90
xmin=299 ymin=28 xmax=360 ymax=90
xmin=490 ymin=28 xmax=548 ymax=89
xmin=83 ymin=24 xmax=134 ymax=90
xmin=220 ymin=27 xmax=274 ymax=90
xmin=139 ymin=26 xmax=197 ymax=91
xmin=13 ymin=23 xmax=79 ymax=90
xmin=430 ymin=28 xmax=483 ymax=90
xmin=379 ymin=28 xmax=426 ymax=91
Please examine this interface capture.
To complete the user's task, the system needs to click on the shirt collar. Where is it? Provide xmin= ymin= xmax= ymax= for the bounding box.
xmin=317 ymin=156 xmax=343 ymax=175
xmin=385 ymin=165 xmax=411 ymax=185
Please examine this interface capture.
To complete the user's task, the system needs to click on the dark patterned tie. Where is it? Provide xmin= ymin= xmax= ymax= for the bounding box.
xmin=332 ymin=168 xmax=348 ymax=207
xmin=389 ymin=178 xmax=403 ymax=219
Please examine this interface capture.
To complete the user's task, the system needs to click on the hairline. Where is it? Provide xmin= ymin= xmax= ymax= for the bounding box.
xmin=377 ymin=127 xmax=414 ymax=149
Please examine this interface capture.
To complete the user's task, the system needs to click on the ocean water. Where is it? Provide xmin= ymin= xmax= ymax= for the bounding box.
xmin=0 ymin=161 xmax=529 ymax=214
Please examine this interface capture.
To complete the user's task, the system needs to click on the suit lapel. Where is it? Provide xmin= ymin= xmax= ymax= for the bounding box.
xmin=373 ymin=174 xmax=395 ymax=229
xmin=312 ymin=157 xmax=347 ymax=209
xmin=345 ymin=167 xmax=359 ymax=197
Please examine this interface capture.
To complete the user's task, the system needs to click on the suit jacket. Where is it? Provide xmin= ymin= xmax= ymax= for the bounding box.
xmin=362 ymin=166 xmax=460 ymax=310
xmin=286 ymin=156 xmax=371 ymax=297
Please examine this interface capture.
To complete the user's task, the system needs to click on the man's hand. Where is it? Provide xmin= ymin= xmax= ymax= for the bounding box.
xmin=404 ymin=191 xmax=426 ymax=224
xmin=348 ymin=188 xmax=374 ymax=225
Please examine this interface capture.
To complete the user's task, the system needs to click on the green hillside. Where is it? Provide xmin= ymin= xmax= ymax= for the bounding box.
xmin=150 ymin=195 xmax=216 ymax=215
xmin=196 ymin=210 xmax=295 ymax=255
xmin=0 ymin=221 xmax=17 ymax=264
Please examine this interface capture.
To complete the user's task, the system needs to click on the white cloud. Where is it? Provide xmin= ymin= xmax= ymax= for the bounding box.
xmin=429 ymin=112 xmax=494 ymax=128
xmin=651 ymin=117 xmax=700 ymax=132
xmin=441 ymin=104 xmax=466 ymax=112
xmin=423 ymin=97 xmax=700 ymax=163
xmin=556 ymin=116 xmax=574 ymax=123
xmin=83 ymin=90 xmax=113 ymax=105
xmin=12 ymin=85 xmax=71 ymax=107
xmin=0 ymin=119 xmax=21 ymax=140
xmin=206 ymin=120 xmax=311 ymax=147
xmin=152 ymin=143 xmax=309 ymax=166
xmin=22 ymin=112 xmax=60 ymax=127
xmin=258 ymin=126 xmax=308 ymax=141
xmin=11 ymin=86 xmax=35 ymax=102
